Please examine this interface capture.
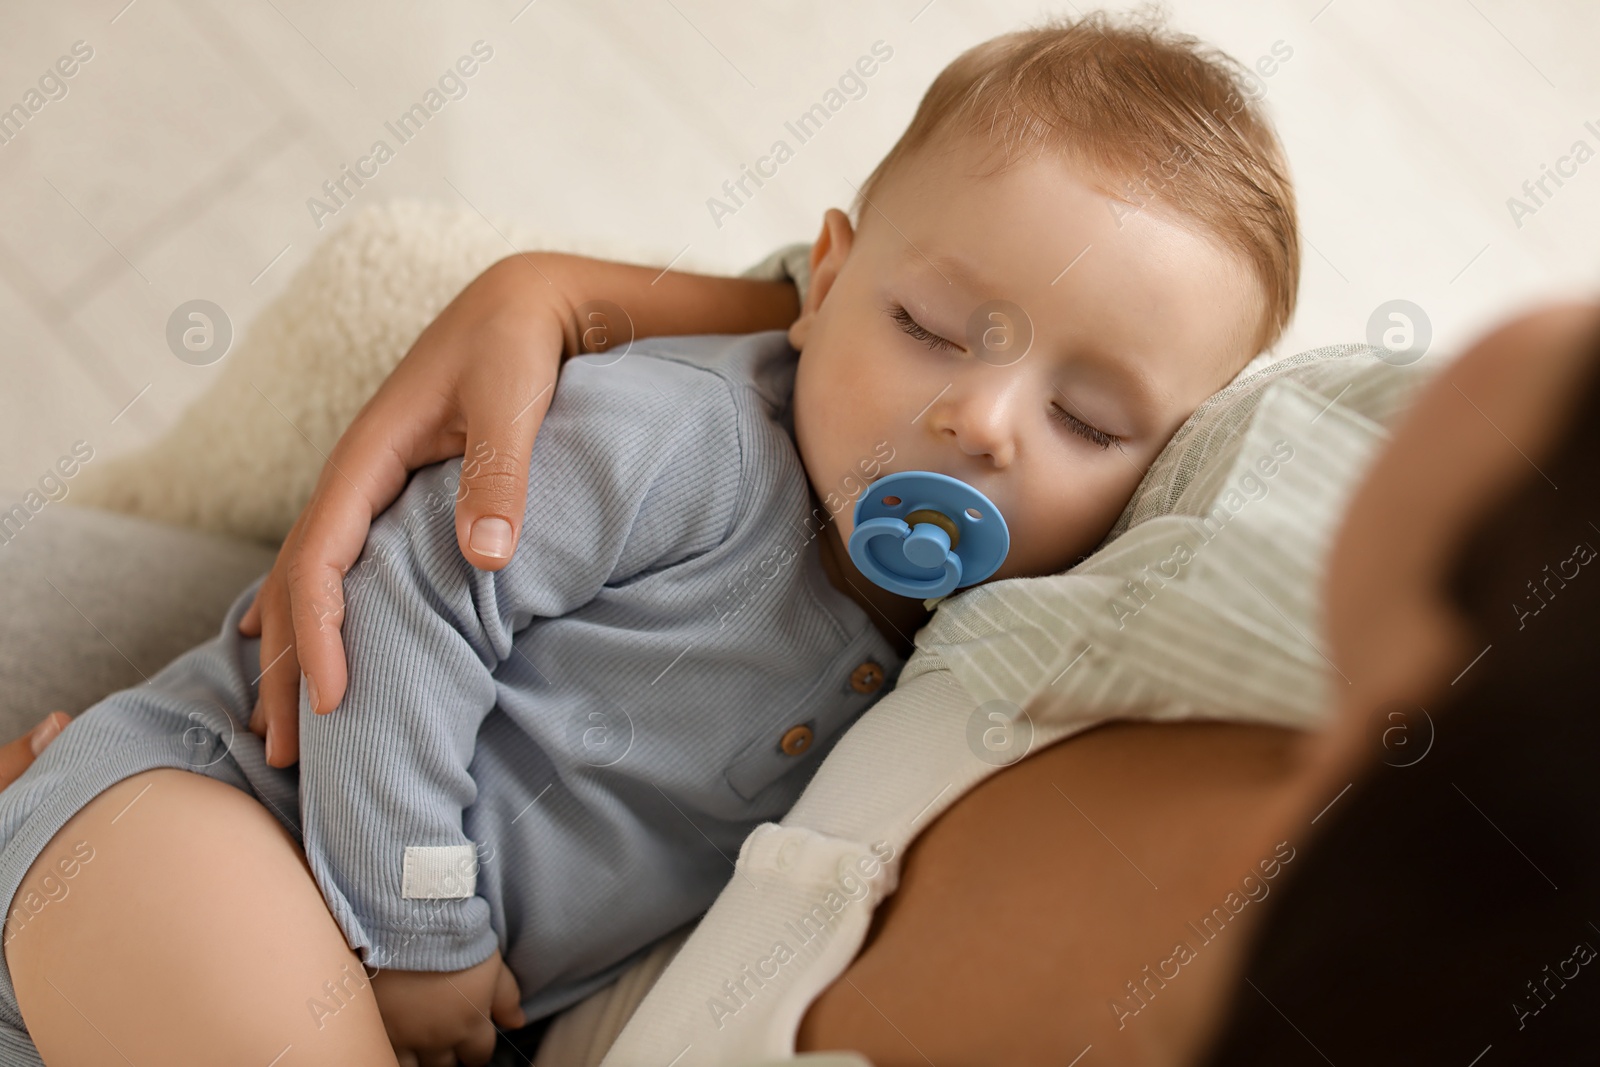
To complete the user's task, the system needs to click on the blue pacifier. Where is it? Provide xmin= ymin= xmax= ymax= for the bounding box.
xmin=847 ymin=471 xmax=1010 ymax=599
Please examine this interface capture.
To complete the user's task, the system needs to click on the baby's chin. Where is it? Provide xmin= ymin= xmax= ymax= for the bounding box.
xmin=999 ymin=528 xmax=1106 ymax=583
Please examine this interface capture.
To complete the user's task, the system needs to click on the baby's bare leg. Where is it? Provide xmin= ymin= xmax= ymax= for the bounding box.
xmin=5 ymin=768 xmax=398 ymax=1065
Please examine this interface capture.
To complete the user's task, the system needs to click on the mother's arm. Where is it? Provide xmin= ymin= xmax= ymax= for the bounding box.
xmin=798 ymin=718 xmax=1311 ymax=1066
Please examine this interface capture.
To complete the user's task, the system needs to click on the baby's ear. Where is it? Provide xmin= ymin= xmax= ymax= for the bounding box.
xmin=788 ymin=208 xmax=855 ymax=350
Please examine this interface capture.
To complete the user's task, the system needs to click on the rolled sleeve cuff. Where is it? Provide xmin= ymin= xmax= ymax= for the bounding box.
xmin=362 ymin=910 xmax=500 ymax=973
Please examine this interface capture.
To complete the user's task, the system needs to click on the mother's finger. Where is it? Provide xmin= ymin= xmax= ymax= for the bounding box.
xmin=0 ymin=713 xmax=70 ymax=792
xmin=287 ymin=399 xmax=454 ymax=722
xmin=454 ymin=354 xmax=555 ymax=572
xmin=254 ymin=566 xmax=305 ymax=767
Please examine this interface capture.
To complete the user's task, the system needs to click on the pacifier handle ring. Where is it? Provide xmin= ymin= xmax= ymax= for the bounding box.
xmin=850 ymin=517 xmax=965 ymax=598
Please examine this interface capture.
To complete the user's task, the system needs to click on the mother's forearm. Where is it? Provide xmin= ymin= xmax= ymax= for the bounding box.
xmin=482 ymin=251 xmax=802 ymax=358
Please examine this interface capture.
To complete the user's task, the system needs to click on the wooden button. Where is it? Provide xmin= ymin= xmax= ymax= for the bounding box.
xmin=849 ymin=661 xmax=885 ymax=694
xmin=780 ymin=724 xmax=814 ymax=756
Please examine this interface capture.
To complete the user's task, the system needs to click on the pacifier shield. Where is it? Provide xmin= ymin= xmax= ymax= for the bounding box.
xmin=847 ymin=471 xmax=1009 ymax=598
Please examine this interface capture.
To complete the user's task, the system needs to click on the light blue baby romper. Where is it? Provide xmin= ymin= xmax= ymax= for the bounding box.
xmin=0 ymin=330 xmax=905 ymax=1060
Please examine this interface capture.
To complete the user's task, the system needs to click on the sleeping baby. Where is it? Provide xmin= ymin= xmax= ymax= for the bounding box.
xmin=0 ymin=13 xmax=1298 ymax=1065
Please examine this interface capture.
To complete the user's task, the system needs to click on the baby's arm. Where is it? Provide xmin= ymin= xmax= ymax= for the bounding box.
xmin=242 ymin=249 xmax=803 ymax=767
xmin=294 ymin=352 xmax=741 ymax=1041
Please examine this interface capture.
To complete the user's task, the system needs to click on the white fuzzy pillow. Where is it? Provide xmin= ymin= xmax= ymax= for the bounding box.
xmin=71 ymin=200 xmax=691 ymax=545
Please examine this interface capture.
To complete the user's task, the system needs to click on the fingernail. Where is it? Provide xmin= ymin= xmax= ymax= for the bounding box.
xmin=305 ymin=673 xmax=318 ymax=714
xmin=469 ymin=517 xmax=514 ymax=559
xmin=266 ymin=724 xmax=276 ymax=765
xmin=29 ymin=715 xmax=62 ymax=757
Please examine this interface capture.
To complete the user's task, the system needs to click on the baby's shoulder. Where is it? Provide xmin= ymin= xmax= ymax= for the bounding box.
xmin=556 ymin=329 xmax=799 ymax=428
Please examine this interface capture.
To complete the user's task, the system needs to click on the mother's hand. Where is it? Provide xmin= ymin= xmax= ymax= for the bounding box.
xmin=234 ymin=250 xmax=802 ymax=769
xmin=239 ymin=254 xmax=574 ymax=768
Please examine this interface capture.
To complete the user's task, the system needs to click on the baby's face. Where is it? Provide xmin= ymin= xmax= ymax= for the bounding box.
xmin=789 ymin=134 xmax=1265 ymax=585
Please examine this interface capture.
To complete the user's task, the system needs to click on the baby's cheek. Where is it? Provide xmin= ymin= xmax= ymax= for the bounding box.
xmin=1010 ymin=472 xmax=1139 ymax=578
xmin=1002 ymin=515 xmax=1089 ymax=579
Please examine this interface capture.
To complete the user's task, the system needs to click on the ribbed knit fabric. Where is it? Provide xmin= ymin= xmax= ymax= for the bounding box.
xmin=299 ymin=330 xmax=906 ymax=1017
xmin=0 ymin=329 xmax=906 ymax=1059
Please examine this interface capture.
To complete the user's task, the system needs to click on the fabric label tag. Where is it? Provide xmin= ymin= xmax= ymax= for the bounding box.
xmin=402 ymin=844 xmax=478 ymax=900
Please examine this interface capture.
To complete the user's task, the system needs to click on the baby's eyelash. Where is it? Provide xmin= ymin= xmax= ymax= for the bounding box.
xmin=885 ymin=301 xmax=960 ymax=352
xmin=1049 ymin=403 xmax=1117 ymax=450
xmin=885 ymin=299 xmax=1117 ymax=451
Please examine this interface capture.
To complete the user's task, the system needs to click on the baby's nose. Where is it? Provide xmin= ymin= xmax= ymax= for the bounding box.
xmin=938 ymin=395 xmax=1017 ymax=467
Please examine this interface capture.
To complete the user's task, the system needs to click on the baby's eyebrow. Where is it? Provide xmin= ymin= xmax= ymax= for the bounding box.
xmin=1053 ymin=348 xmax=1163 ymax=427
xmin=903 ymin=248 xmax=988 ymax=293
